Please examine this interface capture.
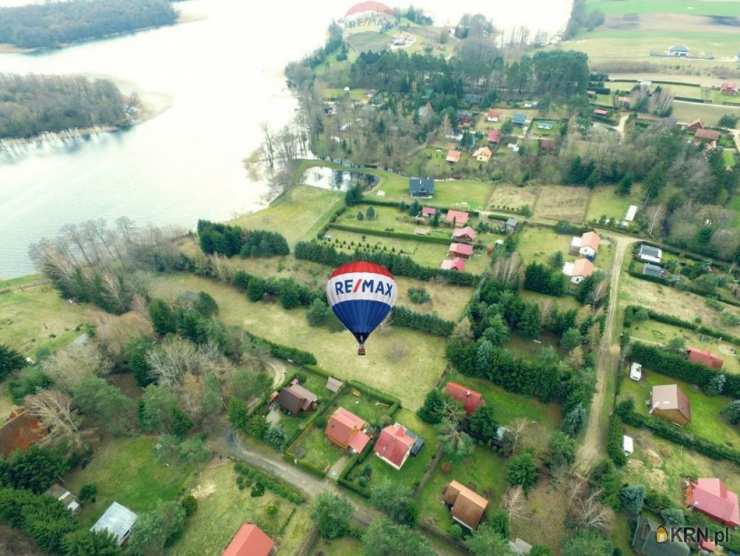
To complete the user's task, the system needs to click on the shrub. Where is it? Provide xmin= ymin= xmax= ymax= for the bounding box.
xmin=408 ymin=287 xmax=431 ymax=304
xmin=181 ymin=495 xmax=197 ymax=517
xmin=79 ymin=483 xmax=97 ymax=504
xmin=250 ymin=482 xmax=265 ymax=497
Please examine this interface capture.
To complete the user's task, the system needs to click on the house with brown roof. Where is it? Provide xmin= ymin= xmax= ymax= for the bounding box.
xmin=446 ymin=150 xmax=462 ymax=164
xmin=222 ymin=523 xmax=274 ymax=556
xmin=473 ymin=146 xmax=492 ymax=162
xmin=449 ymin=243 xmax=474 ymax=259
xmin=488 ymin=129 xmax=501 ymax=144
xmin=276 ymin=380 xmax=318 ymax=416
xmin=443 ymin=481 xmax=489 ymax=530
xmin=687 ymin=347 xmax=723 ymax=370
xmin=0 ymin=409 xmax=47 ymax=457
xmin=452 ymin=227 xmax=477 ymax=243
xmin=562 ymin=258 xmax=594 ymax=284
xmin=694 ymin=128 xmax=720 ymax=149
xmin=650 ymin=384 xmax=691 ymax=426
xmin=440 ymin=258 xmax=466 ymax=271
xmin=374 ymin=423 xmax=415 ymax=470
xmin=569 ymin=231 xmax=601 ymax=260
xmin=686 ymin=478 xmax=740 ymax=528
xmin=686 ymin=119 xmax=704 ymax=132
xmin=720 ymin=82 xmax=738 ymax=96
xmin=445 ymin=210 xmax=469 ymax=227
xmin=445 ymin=382 xmax=483 ymax=415
xmin=487 ymin=109 xmax=501 ymax=122
xmin=421 ymin=206 xmax=437 ymax=219
xmin=325 ymin=407 xmax=371 ymax=454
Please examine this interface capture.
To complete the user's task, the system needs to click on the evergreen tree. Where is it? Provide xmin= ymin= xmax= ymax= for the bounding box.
xmin=148 ymin=299 xmax=177 ymax=336
xmin=507 ymin=452 xmax=538 ymax=493
xmin=417 ymin=389 xmax=445 ymax=424
xmin=0 ymin=344 xmax=25 ymax=380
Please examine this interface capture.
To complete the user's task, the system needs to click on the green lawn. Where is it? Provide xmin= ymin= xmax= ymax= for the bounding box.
xmin=169 ymin=463 xmax=312 ymax=556
xmin=723 ymin=149 xmax=737 ymax=170
xmin=619 ymin=369 xmax=740 ymax=450
xmin=310 ymin=537 xmax=363 ymax=556
xmin=230 ymin=186 xmax=343 ymax=246
xmin=671 ymin=101 xmax=740 ymax=127
xmin=65 ymin=436 xmax=199 ymax=527
xmin=335 ymin=389 xmax=394 ymax=426
xmin=587 ymin=185 xmax=643 ymax=222
xmin=147 ymin=273 xmax=448 ymax=410
xmin=346 ymin=31 xmax=391 ymax=53
xmin=291 ymin=425 xmax=345 ymax=474
xmin=585 ymin=0 xmax=740 ymax=17
xmin=517 ymin=226 xmax=572 ymax=264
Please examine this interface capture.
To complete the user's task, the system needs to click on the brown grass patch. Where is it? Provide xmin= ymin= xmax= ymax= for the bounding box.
xmin=488 ymin=185 xmax=539 ymax=211
xmin=533 ymin=186 xmax=590 ymax=223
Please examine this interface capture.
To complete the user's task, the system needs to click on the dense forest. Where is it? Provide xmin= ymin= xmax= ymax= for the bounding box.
xmin=0 ymin=74 xmax=134 ymax=139
xmin=0 ymin=0 xmax=177 ymax=49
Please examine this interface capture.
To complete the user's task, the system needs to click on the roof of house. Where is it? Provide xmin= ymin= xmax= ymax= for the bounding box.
xmin=720 ymin=82 xmax=737 ymax=90
xmin=643 ymin=263 xmax=665 ymax=277
xmin=632 ymin=515 xmax=690 ymax=556
xmin=445 ymin=210 xmax=469 ymax=225
xmin=593 ymin=108 xmax=609 ymax=116
xmin=326 ymin=407 xmax=369 ymax=451
xmin=47 ymin=484 xmax=80 ymax=513
xmin=277 ymin=383 xmax=317 ymax=414
xmin=512 ymin=113 xmax=527 ymax=124
xmin=443 ymin=481 xmax=489 ymax=529
xmin=421 ymin=207 xmax=437 ymax=217
xmin=345 ymin=1 xmax=394 ymax=17
xmin=488 ymin=129 xmax=501 ymax=142
xmin=374 ymin=423 xmax=415 ymax=468
xmin=91 ymin=502 xmax=138 ymax=546
xmin=446 ymin=150 xmax=462 ymax=163
xmin=669 ymin=44 xmax=689 ymax=52
xmin=449 ymin=243 xmax=474 ymax=257
xmin=650 ymin=384 xmax=691 ymax=420
xmin=473 ymin=146 xmax=492 ymax=161
xmin=686 ymin=478 xmax=740 ymax=527
xmin=409 ymin=176 xmax=435 ymax=195
xmin=488 ymin=109 xmax=501 ymax=117
xmin=445 ymin=382 xmax=483 ymax=414
xmin=326 ymin=377 xmax=344 ymax=393
xmin=687 ymin=119 xmax=704 ymax=129
xmin=639 ymin=244 xmax=662 ymax=258
xmin=452 ymin=226 xmax=477 ymax=241
xmin=580 ymin=231 xmax=600 ymax=251
xmin=573 ymin=258 xmax=594 ymax=278
xmin=695 ymin=128 xmax=721 ymax=141
xmin=687 ymin=347 xmax=723 ymax=369
xmin=222 ymin=523 xmax=274 ymax=556
xmin=0 ymin=409 xmax=47 ymax=458
xmin=440 ymin=258 xmax=466 ymax=271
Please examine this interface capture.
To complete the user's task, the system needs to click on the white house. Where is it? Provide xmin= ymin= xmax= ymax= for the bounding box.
xmin=637 ymin=244 xmax=662 ymax=264
xmin=624 ymin=205 xmax=638 ymax=223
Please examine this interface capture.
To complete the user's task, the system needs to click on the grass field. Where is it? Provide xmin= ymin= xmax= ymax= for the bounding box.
xmin=147 ymin=273 xmax=448 ymax=410
xmin=65 ymin=436 xmax=198 ymax=527
xmin=291 ymin=425 xmax=345 ymax=474
xmin=170 ymin=463 xmax=312 ymax=556
xmin=487 ymin=185 xmax=538 ymax=212
xmin=0 ymin=276 xmax=98 ymax=356
xmin=619 ymin=272 xmax=740 ymax=332
xmin=310 ymin=537 xmax=363 ymax=556
xmin=346 ymin=31 xmax=391 ymax=53
xmin=335 ymin=388 xmax=394 ymax=425
xmin=671 ymin=101 xmax=740 ymax=126
xmin=586 ymin=185 xmax=643 ymax=222
xmin=230 ymin=186 xmax=343 ymax=246
xmin=585 ymin=0 xmax=740 ymax=17
xmin=619 ymin=369 xmax=740 ymax=450
xmin=533 ymin=186 xmax=590 ymax=223
xmin=517 ymin=226 xmax=573 ymax=264
xmin=627 ymin=319 xmax=739 ymax=375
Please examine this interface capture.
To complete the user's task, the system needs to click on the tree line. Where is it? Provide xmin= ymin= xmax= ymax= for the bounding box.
xmin=197 ymin=220 xmax=290 ymax=258
xmin=0 ymin=73 xmax=134 ymax=140
xmin=0 ymin=0 xmax=177 ymax=49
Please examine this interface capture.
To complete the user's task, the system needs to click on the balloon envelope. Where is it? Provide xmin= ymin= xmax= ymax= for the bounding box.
xmin=326 ymin=261 xmax=397 ymax=349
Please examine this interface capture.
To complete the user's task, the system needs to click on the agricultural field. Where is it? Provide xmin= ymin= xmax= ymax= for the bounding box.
xmin=619 ymin=368 xmax=740 ymax=450
xmin=516 ymin=226 xmax=573 ymax=264
xmin=147 ymin=273 xmax=448 ymax=409
xmin=65 ymin=436 xmax=199 ymax=527
xmin=532 ymin=186 xmax=590 ymax=223
xmin=586 ymin=185 xmax=642 ymax=223
xmin=619 ymin=272 xmax=740 ymax=332
xmin=487 ymin=184 xmax=538 ymax=212
xmin=230 ymin=185 xmax=343 ymax=246
xmin=626 ymin=320 xmax=739 ymax=375
xmin=170 ymin=463 xmax=313 ymax=556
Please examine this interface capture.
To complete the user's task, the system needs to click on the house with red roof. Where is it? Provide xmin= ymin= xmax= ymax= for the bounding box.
xmin=374 ymin=423 xmax=415 ymax=470
xmin=593 ymin=108 xmax=609 ymax=117
xmin=488 ymin=129 xmax=501 ymax=144
xmin=562 ymin=258 xmax=594 ymax=284
xmin=445 ymin=382 xmax=483 ymax=415
xmin=446 ymin=150 xmax=462 ymax=164
xmin=325 ymin=407 xmax=371 ymax=454
xmin=452 ymin=227 xmax=477 ymax=243
xmin=445 ymin=210 xmax=469 ymax=227
xmin=487 ymin=109 xmax=501 ymax=122
xmin=687 ymin=119 xmax=704 ymax=132
xmin=686 ymin=478 xmax=740 ymax=528
xmin=720 ymin=82 xmax=738 ymax=96
xmin=222 ymin=523 xmax=274 ymax=556
xmin=569 ymin=231 xmax=601 ymax=260
xmin=440 ymin=258 xmax=466 ymax=271
xmin=687 ymin=347 xmax=723 ymax=369
xmin=449 ymin=243 xmax=474 ymax=259
xmin=0 ymin=409 xmax=48 ymax=458
xmin=421 ymin=207 xmax=437 ymax=219
xmin=694 ymin=128 xmax=720 ymax=149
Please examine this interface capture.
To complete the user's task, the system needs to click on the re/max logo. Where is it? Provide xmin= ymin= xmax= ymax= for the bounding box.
xmin=334 ymin=278 xmax=393 ymax=297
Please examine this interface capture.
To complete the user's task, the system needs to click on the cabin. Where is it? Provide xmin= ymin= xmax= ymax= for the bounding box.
xmin=511 ymin=113 xmax=527 ymax=126
xmin=409 ymin=177 xmax=435 ymax=197
xmin=667 ymin=44 xmax=689 ymax=57
xmin=686 ymin=119 xmax=704 ymax=132
xmin=223 ymin=523 xmax=274 ymax=556
xmin=421 ymin=207 xmax=437 ymax=219
xmin=624 ymin=205 xmax=638 ymax=223
xmin=570 ymin=231 xmax=601 ymax=260
xmin=487 ymin=109 xmax=501 ymax=122
xmin=325 ymin=407 xmax=371 ymax=454
xmin=0 ymin=409 xmax=47 ymax=458
xmin=449 ymin=243 xmax=474 ymax=259
xmin=720 ymin=82 xmax=738 ymax=96
xmin=488 ymin=129 xmax=501 ymax=144
xmin=445 ymin=210 xmax=470 ymax=227
xmin=686 ymin=478 xmax=740 ymax=528
xmin=452 ymin=226 xmax=477 ymax=243
xmin=473 ymin=146 xmax=492 ymax=162
xmin=632 ymin=515 xmax=690 ymax=556
xmin=91 ymin=502 xmax=138 ymax=546
xmin=276 ymin=380 xmax=318 ymax=416
xmin=637 ymin=244 xmax=662 ymax=264
xmin=440 ymin=258 xmax=466 ymax=271
xmin=445 ymin=382 xmax=483 ymax=415
xmin=686 ymin=347 xmax=723 ymax=370
xmin=326 ymin=377 xmax=344 ymax=393
xmin=562 ymin=258 xmax=594 ymax=284
xmin=650 ymin=384 xmax=691 ymax=426
xmin=443 ymin=481 xmax=489 ymax=530
xmin=374 ymin=423 xmax=416 ymax=470
xmin=46 ymin=484 xmax=80 ymax=514
xmin=446 ymin=150 xmax=462 ymax=164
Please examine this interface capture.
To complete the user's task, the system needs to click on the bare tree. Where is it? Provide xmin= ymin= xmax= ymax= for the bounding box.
xmin=261 ymin=123 xmax=276 ymax=169
xmin=509 ymin=418 xmax=532 ymax=454
xmin=26 ymin=390 xmax=83 ymax=450
xmin=502 ymin=486 xmax=529 ymax=523
xmin=43 ymin=343 xmax=113 ymax=393
xmin=567 ymin=475 xmax=611 ymax=533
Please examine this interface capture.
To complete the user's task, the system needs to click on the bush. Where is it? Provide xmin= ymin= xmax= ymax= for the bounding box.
xmin=606 ymin=414 xmax=626 ymax=467
xmin=250 ymin=482 xmax=265 ymax=497
xmin=234 ymin=462 xmax=305 ymax=504
xmin=507 ymin=452 xmax=538 ymax=493
xmin=79 ymin=483 xmax=97 ymax=504
xmin=181 ymin=495 xmax=197 ymax=517
xmin=0 ymin=344 xmax=25 ymax=380
xmin=408 ymin=287 xmax=431 ymax=304
xmin=391 ymin=306 xmax=454 ymax=336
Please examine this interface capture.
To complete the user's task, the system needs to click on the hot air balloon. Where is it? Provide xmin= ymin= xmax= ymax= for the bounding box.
xmin=326 ymin=261 xmax=397 ymax=355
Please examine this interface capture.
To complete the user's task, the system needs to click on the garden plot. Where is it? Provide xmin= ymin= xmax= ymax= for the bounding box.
xmin=533 ymin=186 xmax=590 ymax=223
xmin=487 ymin=185 xmax=538 ymax=213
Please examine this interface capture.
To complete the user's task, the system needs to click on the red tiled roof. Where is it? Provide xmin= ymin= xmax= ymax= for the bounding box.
xmin=687 ymin=347 xmax=724 ymax=369
xmin=345 ymin=1 xmax=394 ymax=17
xmin=488 ymin=130 xmax=501 ymax=143
xmin=686 ymin=478 xmax=740 ymax=527
xmin=326 ymin=407 xmax=368 ymax=450
xmin=421 ymin=207 xmax=437 ymax=217
xmin=222 ymin=523 xmax=273 ymax=556
xmin=445 ymin=382 xmax=483 ymax=415
xmin=695 ymin=128 xmax=720 ymax=141
xmin=593 ymin=108 xmax=609 ymax=116
xmin=452 ymin=226 xmax=477 ymax=241
xmin=445 ymin=210 xmax=469 ymax=226
xmin=0 ymin=410 xmax=47 ymax=458
xmin=580 ymin=231 xmax=600 ymax=251
xmin=446 ymin=150 xmax=462 ymax=163
xmin=440 ymin=258 xmax=466 ymax=271
xmin=443 ymin=481 xmax=489 ymax=529
xmin=348 ymin=430 xmax=371 ymax=453
xmin=449 ymin=243 xmax=474 ymax=257
xmin=374 ymin=423 xmax=415 ymax=469
xmin=487 ymin=109 xmax=501 ymax=118
xmin=573 ymin=258 xmax=594 ymax=278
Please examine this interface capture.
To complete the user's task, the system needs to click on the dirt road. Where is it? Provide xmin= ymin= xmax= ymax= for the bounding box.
xmin=577 ymin=235 xmax=636 ymax=469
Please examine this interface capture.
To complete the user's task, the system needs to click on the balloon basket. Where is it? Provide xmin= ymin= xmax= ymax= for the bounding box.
xmin=357 ymin=345 xmax=366 ymax=356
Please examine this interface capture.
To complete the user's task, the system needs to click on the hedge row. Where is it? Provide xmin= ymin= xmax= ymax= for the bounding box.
xmin=240 ymin=330 xmax=317 ymax=366
xmin=346 ymin=379 xmax=401 ymax=413
xmin=630 ymin=342 xmax=740 ymax=398
xmin=607 ymin=414 xmax=626 ymax=467
xmin=625 ymin=306 xmax=740 ymax=346
xmin=327 ymin=223 xmax=452 ymax=246
xmin=616 ymin=401 xmax=740 ymax=465
xmin=674 ymin=96 xmax=704 ymax=103
xmin=234 ymin=461 xmax=306 ymax=504
xmin=392 ymin=306 xmax=455 ymax=337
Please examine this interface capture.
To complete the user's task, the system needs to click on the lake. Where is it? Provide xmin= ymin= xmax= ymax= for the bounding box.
xmin=0 ymin=0 xmax=571 ymax=278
